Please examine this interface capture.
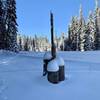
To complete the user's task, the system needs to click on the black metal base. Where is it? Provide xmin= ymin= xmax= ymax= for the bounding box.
xmin=43 ymin=57 xmax=65 ymax=84
xmin=59 ymin=66 xmax=65 ymax=81
xmin=47 ymin=71 xmax=59 ymax=84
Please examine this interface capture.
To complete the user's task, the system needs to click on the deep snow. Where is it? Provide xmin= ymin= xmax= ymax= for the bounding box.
xmin=0 ymin=51 xmax=100 ymax=100
xmin=47 ymin=59 xmax=59 ymax=72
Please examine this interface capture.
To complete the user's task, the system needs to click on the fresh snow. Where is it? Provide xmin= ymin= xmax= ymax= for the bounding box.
xmin=56 ymin=56 xmax=64 ymax=66
xmin=43 ymin=51 xmax=52 ymax=60
xmin=47 ymin=59 xmax=59 ymax=72
xmin=0 ymin=51 xmax=100 ymax=100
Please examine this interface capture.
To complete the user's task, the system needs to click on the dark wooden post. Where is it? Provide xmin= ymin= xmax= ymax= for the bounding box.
xmin=46 ymin=12 xmax=65 ymax=84
xmin=50 ymin=12 xmax=56 ymax=59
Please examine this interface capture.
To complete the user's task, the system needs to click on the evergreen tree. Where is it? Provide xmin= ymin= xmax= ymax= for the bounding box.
xmin=69 ymin=17 xmax=75 ymax=50
xmin=78 ymin=5 xmax=86 ymax=51
xmin=94 ymin=0 xmax=100 ymax=50
xmin=6 ymin=0 xmax=18 ymax=52
xmin=66 ymin=1 xmax=100 ymax=51
xmin=54 ymin=33 xmax=58 ymax=50
xmin=85 ymin=23 xmax=92 ymax=51
xmin=85 ymin=11 xmax=96 ymax=51
xmin=19 ymin=36 xmax=22 ymax=51
xmin=69 ymin=16 xmax=79 ymax=51
xmin=66 ymin=25 xmax=72 ymax=51
xmin=64 ymin=37 xmax=71 ymax=51
xmin=60 ymin=33 xmax=65 ymax=51
xmin=24 ymin=36 xmax=29 ymax=51
xmin=68 ymin=25 xmax=71 ymax=43
xmin=34 ymin=34 xmax=38 ymax=51
xmin=0 ymin=0 xmax=6 ymax=49
xmin=32 ymin=38 xmax=35 ymax=51
xmin=73 ymin=17 xmax=79 ymax=51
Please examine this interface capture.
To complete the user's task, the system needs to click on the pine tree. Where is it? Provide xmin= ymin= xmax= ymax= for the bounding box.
xmin=84 ymin=11 xmax=96 ymax=51
xmin=66 ymin=1 xmax=100 ymax=51
xmin=94 ymin=0 xmax=100 ymax=50
xmin=69 ymin=16 xmax=79 ymax=51
xmin=73 ymin=17 xmax=79 ymax=51
xmin=6 ymin=0 xmax=18 ymax=52
xmin=54 ymin=33 xmax=58 ymax=50
xmin=64 ymin=37 xmax=71 ymax=51
xmin=32 ymin=38 xmax=35 ymax=51
xmin=78 ymin=5 xmax=86 ymax=51
xmin=0 ymin=0 xmax=6 ymax=49
xmin=34 ymin=34 xmax=38 ymax=51
xmin=85 ymin=23 xmax=92 ymax=51
xmin=19 ymin=36 xmax=22 ymax=51
xmin=24 ymin=36 xmax=29 ymax=51
xmin=69 ymin=17 xmax=75 ymax=50
xmin=60 ymin=33 xmax=65 ymax=51
xmin=68 ymin=25 xmax=71 ymax=43
xmin=66 ymin=25 xmax=72 ymax=51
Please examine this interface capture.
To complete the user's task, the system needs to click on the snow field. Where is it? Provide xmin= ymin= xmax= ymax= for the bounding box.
xmin=0 ymin=51 xmax=100 ymax=100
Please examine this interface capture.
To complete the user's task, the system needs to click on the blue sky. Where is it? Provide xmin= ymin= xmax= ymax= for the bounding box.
xmin=16 ymin=0 xmax=98 ymax=39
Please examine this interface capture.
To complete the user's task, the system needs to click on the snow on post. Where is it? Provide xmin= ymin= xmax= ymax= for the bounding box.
xmin=43 ymin=51 xmax=52 ymax=76
xmin=47 ymin=59 xmax=59 ymax=72
xmin=43 ymin=51 xmax=52 ymax=60
xmin=56 ymin=56 xmax=64 ymax=66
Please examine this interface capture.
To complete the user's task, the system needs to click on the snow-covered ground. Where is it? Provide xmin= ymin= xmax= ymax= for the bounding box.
xmin=0 ymin=50 xmax=100 ymax=100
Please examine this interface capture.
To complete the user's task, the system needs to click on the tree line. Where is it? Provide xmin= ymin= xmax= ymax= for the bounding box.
xmin=0 ymin=0 xmax=100 ymax=52
xmin=64 ymin=4 xmax=100 ymax=51
xmin=17 ymin=34 xmax=50 ymax=52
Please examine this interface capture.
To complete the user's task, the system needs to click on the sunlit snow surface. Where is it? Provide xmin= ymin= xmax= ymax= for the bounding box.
xmin=0 ymin=50 xmax=100 ymax=100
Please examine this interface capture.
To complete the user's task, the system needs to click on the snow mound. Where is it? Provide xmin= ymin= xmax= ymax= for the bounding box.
xmin=56 ymin=56 xmax=64 ymax=66
xmin=47 ymin=59 xmax=59 ymax=72
xmin=43 ymin=51 xmax=52 ymax=60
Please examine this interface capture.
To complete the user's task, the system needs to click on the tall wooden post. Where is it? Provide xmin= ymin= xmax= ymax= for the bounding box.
xmin=46 ymin=12 xmax=65 ymax=83
xmin=50 ymin=12 xmax=56 ymax=59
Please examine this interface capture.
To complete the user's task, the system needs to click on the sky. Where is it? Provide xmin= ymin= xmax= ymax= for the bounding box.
xmin=16 ymin=0 xmax=99 ymax=39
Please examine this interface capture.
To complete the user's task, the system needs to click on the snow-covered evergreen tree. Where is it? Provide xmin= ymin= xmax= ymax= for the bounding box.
xmin=24 ymin=36 xmax=29 ymax=51
xmin=78 ymin=5 xmax=86 ymax=51
xmin=84 ymin=11 xmax=96 ymax=51
xmin=65 ymin=1 xmax=100 ymax=51
xmin=65 ymin=25 xmax=72 ymax=51
xmin=72 ymin=17 xmax=79 ymax=51
xmin=68 ymin=17 xmax=75 ymax=50
xmin=32 ymin=38 xmax=35 ymax=51
xmin=19 ymin=36 xmax=22 ymax=51
xmin=68 ymin=25 xmax=71 ymax=44
xmin=69 ymin=16 xmax=80 ymax=51
xmin=54 ymin=33 xmax=59 ymax=50
xmin=34 ymin=34 xmax=38 ymax=51
xmin=94 ymin=0 xmax=100 ymax=50
xmin=0 ymin=0 xmax=6 ymax=49
xmin=64 ymin=37 xmax=71 ymax=51
xmin=6 ymin=0 xmax=18 ymax=52
xmin=69 ymin=17 xmax=75 ymax=50
xmin=59 ymin=33 xmax=65 ymax=51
